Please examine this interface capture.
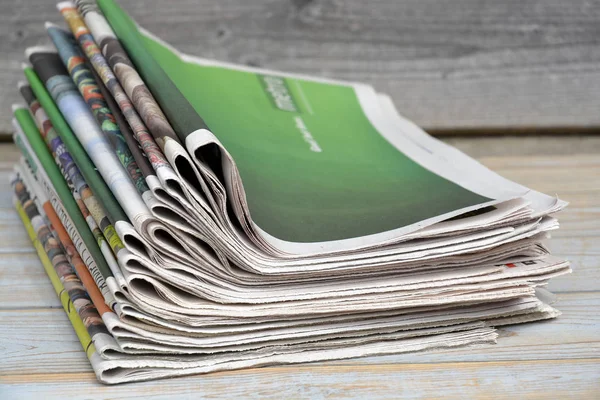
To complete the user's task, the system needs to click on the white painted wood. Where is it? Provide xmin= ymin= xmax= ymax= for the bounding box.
xmin=0 ymin=361 xmax=599 ymax=398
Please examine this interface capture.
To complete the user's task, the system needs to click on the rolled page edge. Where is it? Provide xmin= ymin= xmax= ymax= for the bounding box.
xmin=57 ymin=1 xmax=76 ymax=11
xmin=12 ymin=103 xmax=27 ymax=113
xmin=45 ymin=21 xmax=69 ymax=32
xmin=24 ymin=45 xmax=58 ymax=60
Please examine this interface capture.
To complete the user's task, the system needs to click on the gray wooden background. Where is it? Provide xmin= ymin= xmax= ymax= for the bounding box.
xmin=2 ymin=0 xmax=600 ymax=134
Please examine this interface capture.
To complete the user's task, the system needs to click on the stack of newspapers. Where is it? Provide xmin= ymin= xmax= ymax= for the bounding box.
xmin=10 ymin=0 xmax=571 ymax=384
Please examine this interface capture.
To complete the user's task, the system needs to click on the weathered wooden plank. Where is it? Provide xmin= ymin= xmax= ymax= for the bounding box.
xmin=546 ymin=254 xmax=599 ymax=293
xmin=0 ymin=224 xmax=33 ymax=253
xmin=2 ymin=1 xmax=600 ymax=134
xmin=1 ymin=360 xmax=598 ymax=398
xmin=445 ymin=136 xmax=600 ymax=158
xmin=0 ymin=293 xmax=597 ymax=376
xmin=0 ymin=308 xmax=90 ymax=374
xmin=0 ymin=252 xmax=60 ymax=309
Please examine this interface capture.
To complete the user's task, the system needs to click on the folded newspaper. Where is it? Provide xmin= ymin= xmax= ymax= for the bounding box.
xmin=9 ymin=0 xmax=570 ymax=384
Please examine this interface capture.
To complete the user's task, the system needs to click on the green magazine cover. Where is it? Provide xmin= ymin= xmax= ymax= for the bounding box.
xmin=98 ymin=0 xmax=512 ymax=253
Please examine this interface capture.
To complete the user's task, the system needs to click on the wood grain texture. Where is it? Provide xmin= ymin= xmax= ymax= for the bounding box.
xmin=1 ymin=361 xmax=599 ymax=398
xmin=2 ymin=0 xmax=600 ymax=134
xmin=444 ymin=135 xmax=600 ymax=158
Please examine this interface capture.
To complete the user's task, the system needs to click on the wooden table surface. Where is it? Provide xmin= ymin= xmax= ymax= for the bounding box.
xmin=2 ymin=0 xmax=600 ymax=398
xmin=0 ymin=139 xmax=598 ymax=398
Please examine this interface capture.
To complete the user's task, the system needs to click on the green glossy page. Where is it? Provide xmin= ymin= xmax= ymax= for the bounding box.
xmin=100 ymin=0 xmax=492 ymax=244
